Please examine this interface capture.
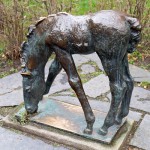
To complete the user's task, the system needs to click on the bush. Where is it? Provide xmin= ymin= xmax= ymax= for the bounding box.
xmin=0 ymin=0 xmax=149 ymax=60
xmin=0 ymin=0 xmax=24 ymax=60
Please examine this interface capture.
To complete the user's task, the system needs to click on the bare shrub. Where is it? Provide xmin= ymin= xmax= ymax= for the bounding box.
xmin=0 ymin=0 xmax=75 ymax=60
xmin=94 ymin=0 xmax=150 ymax=53
xmin=0 ymin=2 xmax=4 ymax=34
xmin=0 ymin=0 xmax=24 ymax=60
xmin=0 ymin=0 xmax=149 ymax=61
xmin=42 ymin=0 xmax=74 ymax=14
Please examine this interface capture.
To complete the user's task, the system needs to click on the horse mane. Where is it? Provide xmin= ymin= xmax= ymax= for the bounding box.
xmin=26 ymin=16 xmax=49 ymax=42
xmin=24 ymin=12 xmax=68 ymax=45
xmin=20 ymin=15 xmax=54 ymax=70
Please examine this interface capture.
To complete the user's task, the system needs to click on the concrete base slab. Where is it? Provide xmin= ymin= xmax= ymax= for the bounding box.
xmin=3 ymin=99 xmax=134 ymax=150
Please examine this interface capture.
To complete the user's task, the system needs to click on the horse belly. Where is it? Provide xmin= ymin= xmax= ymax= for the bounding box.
xmin=68 ymin=30 xmax=94 ymax=54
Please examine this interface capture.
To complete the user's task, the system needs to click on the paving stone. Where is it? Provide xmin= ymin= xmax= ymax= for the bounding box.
xmin=49 ymin=95 xmax=142 ymax=122
xmin=83 ymin=74 xmax=110 ymax=98
xmin=0 ymin=127 xmax=68 ymax=150
xmin=72 ymin=54 xmax=90 ymax=67
xmin=0 ymin=72 xmax=22 ymax=95
xmin=129 ymin=64 xmax=150 ymax=82
xmin=56 ymin=91 xmax=73 ymax=96
xmin=44 ymin=59 xmax=53 ymax=77
xmin=45 ymin=56 xmax=89 ymax=96
xmin=130 ymin=87 xmax=150 ymax=113
xmin=107 ymin=87 xmax=150 ymax=113
xmin=40 ymin=60 xmax=70 ymax=95
xmin=82 ymin=53 xmax=150 ymax=82
xmin=46 ymin=61 xmax=104 ymax=96
xmin=81 ymin=64 xmax=96 ymax=74
xmin=47 ymin=72 xmax=71 ymax=95
xmin=0 ymin=115 xmax=3 ymax=120
xmin=83 ymin=53 xmax=104 ymax=71
xmin=45 ymin=55 xmax=89 ymax=76
xmin=130 ymin=114 xmax=150 ymax=150
xmin=41 ymin=54 xmax=93 ymax=78
xmin=0 ymin=89 xmax=23 ymax=107
xmin=128 ymin=111 xmax=142 ymax=122
xmin=45 ymin=55 xmax=102 ymax=96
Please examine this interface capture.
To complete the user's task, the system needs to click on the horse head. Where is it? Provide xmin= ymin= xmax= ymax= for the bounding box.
xmin=20 ymin=22 xmax=51 ymax=114
xmin=21 ymin=70 xmax=46 ymax=114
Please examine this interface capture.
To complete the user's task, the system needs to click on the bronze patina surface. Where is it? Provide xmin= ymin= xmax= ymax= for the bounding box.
xmin=20 ymin=10 xmax=141 ymax=135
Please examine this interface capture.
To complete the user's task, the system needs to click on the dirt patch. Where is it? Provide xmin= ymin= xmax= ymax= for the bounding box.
xmin=135 ymin=56 xmax=150 ymax=71
xmin=0 ymin=106 xmax=16 ymax=117
xmin=129 ymin=52 xmax=150 ymax=72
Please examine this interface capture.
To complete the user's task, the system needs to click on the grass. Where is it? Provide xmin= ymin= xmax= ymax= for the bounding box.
xmin=138 ymin=81 xmax=150 ymax=89
xmin=77 ymin=61 xmax=104 ymax=83
xmin=0 ymin=68 xmax=18 ymax=78
xmin=79 ymin=71 xmax=102 ymax=83
xmin=128 ymin=51 xmax=142 ymax=64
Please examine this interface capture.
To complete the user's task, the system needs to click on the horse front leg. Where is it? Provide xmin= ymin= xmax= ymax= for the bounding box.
xmin=54 ymin=46 xmax=95 ymax=135
xmin=44 ymin=58 xmax=62 ymax=95
xmin=115 ymin=54 xmax=134 ymax=124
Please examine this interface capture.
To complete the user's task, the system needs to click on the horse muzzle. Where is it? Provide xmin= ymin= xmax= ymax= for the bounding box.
xmin=25 ymin=105 xmax=38 ymax=114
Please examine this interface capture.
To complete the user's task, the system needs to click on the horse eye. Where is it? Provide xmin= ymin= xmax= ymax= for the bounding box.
xmin=25 ymin=86 xmax=31 ymax=93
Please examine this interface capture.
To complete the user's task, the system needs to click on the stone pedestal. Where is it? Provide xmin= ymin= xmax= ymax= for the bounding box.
xmin=3 ymin=98 xmax=134 ymax=150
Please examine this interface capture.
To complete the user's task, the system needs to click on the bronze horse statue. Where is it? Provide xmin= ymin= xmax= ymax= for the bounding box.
xmin=20 ymin=10 xmax=141 ymax=135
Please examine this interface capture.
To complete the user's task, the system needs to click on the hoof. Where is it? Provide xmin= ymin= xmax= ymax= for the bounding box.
xmin=83 ymin=128 xmax=92 ymax=135
xmin=99 ymin=127 xmax=108 ymax=136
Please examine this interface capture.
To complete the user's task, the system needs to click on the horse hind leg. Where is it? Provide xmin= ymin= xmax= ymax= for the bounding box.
xmin=96 ymin=52 xmax=127 ymax=135
xmin=115 ymin=54 xmax=134 ymax=124
xmin=54 ymin=46 xmax=95 ymax=134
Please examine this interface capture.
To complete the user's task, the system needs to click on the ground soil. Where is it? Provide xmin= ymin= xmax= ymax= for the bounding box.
xmin=0 ymin=106 xmax=16 ymax=117
xmin=134 ymin=56 xmax=150 ymax=71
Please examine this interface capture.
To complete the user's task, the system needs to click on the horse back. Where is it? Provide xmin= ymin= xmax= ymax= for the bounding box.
xmin=89 ymin=10 xmax=131 ymax=56
xmin=90 ymin=10 xmax=129 ymax=32
xmin=47 ymin=11 xmax=130 ymax=54
xmin=47 ymin=13 xmax=94 ymax=54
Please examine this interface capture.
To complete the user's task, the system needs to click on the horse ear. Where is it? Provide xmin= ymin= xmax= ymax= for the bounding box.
xmin=21 ymin=71 xmax=31 ymax=76
xmin=21 ymin=41 xmax=26 ymax=49
xmin=28 ymin=25 xmax=36 ymax=33
xmin=27 ymin=56 xmax=37 ymax=70
xmin=35 ymin=17 xmax=46 ymax=26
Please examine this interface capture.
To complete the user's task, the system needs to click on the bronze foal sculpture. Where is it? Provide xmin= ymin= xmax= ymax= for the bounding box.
xmin=20 ymin=10 xmax=141 ymax=135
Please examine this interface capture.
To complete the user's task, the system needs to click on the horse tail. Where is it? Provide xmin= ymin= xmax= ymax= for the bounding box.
xmin=126 ymin=16 xmax=142 ymax=53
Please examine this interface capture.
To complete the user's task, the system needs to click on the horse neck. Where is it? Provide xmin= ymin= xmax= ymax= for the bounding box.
xmin=31 ymin=52 xmax=51 ymax=78
xmin=25 ymin=47 xmax=51 ymax=79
